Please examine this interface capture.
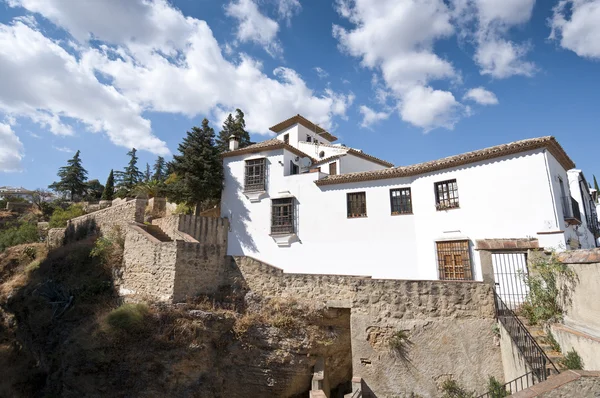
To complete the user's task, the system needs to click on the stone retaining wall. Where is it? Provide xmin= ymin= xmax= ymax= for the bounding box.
xmin=228 ymin=256 xmax=503 ymax=397
xmin=152 ymin=215 xmax=229 ymax=246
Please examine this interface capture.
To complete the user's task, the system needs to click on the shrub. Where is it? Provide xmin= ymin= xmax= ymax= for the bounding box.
xmin=49 ymin=204 xmax=86 ymax=228
xmin=174 ymin=203 xmax=193 ymax=215
xmin=25 ymin=260 xmax=41 ymax=274
xmin=545 ymin=331 xmax=561 ymax=353
xmin=389 ymin=330 xmax=410 ymax=351
xmin=441 ymin=379 xmax=475 ymax=398
xmin=106 ymin=303 xmax=150 ymax=333
xmin=561 ymin=349 xmax=584 ymax=370
xmin=90 ymin=226 xmax=124 ymax=265
xmin=486 ymin=376 xmax=509 ymax=398
xmin=0 ymin=222 xmax=40 ymax=251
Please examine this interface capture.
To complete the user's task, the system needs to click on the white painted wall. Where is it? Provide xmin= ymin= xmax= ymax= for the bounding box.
xmin=222 ymin=146 xmax=575 ymax=280
xmin=339 ymin=153 xmax=389 ymax=174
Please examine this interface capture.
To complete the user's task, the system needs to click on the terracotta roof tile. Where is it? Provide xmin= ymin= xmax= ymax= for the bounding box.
xmin=315 ymin=136 xmax=575 ymax=186
xmin=308 ymin=142 xmax=394 ymax=168
xmin=221 ymin=139 xmax=316 ymax=161
xmin=269 ymin=114 xmax=338 ymax=142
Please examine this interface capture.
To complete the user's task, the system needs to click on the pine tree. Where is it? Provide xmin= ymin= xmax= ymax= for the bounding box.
xmin=233 ymin=108 xmax=252 ymax=148
xmin=168 ymin=119 xmax=223 ymax=213
xmin=144 ymin=163 xmax=151 ymax=182
xmin=216 ymin=113 xmax=236 ymax=152
xmin=152 ymin=156 xmax=167 ymax=182
xmin=115 ymin=148 xmax=144 ymax=197
xmin=101 ymin=169 xmax=115 ymax=201
xmin=48 ymin=150 xmax=88 ymax=201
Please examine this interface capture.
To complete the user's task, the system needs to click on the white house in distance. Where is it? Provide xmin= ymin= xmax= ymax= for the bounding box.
xmin=221 ymin=115 xmax=599 ymax=282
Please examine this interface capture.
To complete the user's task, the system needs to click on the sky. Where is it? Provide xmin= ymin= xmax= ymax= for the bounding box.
xmin=0 ymin=0 xmax=599 ymax=189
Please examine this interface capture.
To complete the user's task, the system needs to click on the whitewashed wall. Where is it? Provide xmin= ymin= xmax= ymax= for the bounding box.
xmin=222 ymin=147 xmax=575 ymax=280
xmin=567 ymin=170 xmax=597 ymax=249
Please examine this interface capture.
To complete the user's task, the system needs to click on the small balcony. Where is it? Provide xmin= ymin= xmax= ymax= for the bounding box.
xmin=562 ymin=196 xmax=582 ymax=225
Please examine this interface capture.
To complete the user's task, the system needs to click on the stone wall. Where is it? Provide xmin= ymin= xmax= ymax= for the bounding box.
xmin=152 ymin=215 xmax=229 ymax=246
xmin=120 ymin=224 xmax=178 ymax=302
xmin=68 ymin=198 xmax=146 ymax=235
xmin=172 ymin=241 xmax=226 ymax=302
xmin=5 ymin=202 xmax=32 ymax=212
xmin=47 ymin=228 xmax=67 ymax=249
xmin=228 ymin=256 xmax=504 ymax=397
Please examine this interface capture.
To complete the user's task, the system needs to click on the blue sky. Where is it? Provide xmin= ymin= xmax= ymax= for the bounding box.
xmin=1 ymin=0 xmax=599 ymax=189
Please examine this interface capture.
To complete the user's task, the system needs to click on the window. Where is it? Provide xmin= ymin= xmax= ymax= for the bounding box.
xmin=283 ymin=134 xmax=289 ymax=144
xmin=319 ymin=151 xmax=325 ymax=158
xmin=436 ymin=240 xmax=472 ymax=280
xmin=435 ymin=179 xmax=459 ymax=210
xmin=271 ymin=198 xmax=295 ymax=235
xmin=244 ymin=158 xmax=266 ymax=192
xmin=290 ymin=161 xmax=299 ymax=175
xmin=329 ymin=162 xmax=337 ymax=176
xmin=347 ymin=192 xmax=367 ymax=218
xmin=306 ymin=136 xmax=312 ymax=143
xmin=390 ymin=188 xmax=412 ymax=215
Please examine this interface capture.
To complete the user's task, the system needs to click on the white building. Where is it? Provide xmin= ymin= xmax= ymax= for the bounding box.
xmin=0 ymin=186 xmax=34 ymax=201
xmin=221 ymin=115 xmax=599 ymax=281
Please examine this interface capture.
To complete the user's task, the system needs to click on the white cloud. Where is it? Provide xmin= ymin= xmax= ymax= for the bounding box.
xmin=2 ymin=0 xmax=352 ymax=152
xmin=550 ymin=0 xmax=600 ymax=59
xmin=275 ymin=0 xmax=301 ymax=25
xmin=400 ymin=86 xmax=462 ymax=132
xmin=333 ymin=0 xmax=463 ymax=131
xmin=52 ymin=146 xmax=73 ymax=153
xmin=225 ymin=0 xmax=281 ymax=56
xmin=314 ymin=67 xmax=328 ymax=79
xmin=459 ymin=0 xmax=537 ymax=78
xmin=0 ymin=123 xmax=24 ymax=172
xmin=359 ymin=105 xmax=390 ymax=128
xmin=463 ymin=87 xmax=499 ymax=105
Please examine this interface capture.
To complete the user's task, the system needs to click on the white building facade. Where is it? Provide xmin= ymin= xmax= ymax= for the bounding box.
xmin=221 ymin=115 xmax=599 ymax=281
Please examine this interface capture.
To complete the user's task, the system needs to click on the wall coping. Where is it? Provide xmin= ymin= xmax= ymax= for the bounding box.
xmin=558 ymin=248 xmax=600 ymax=264
xmin=68 ymin=198 xmax=145 ymax=224
xmin=510 ymin=370 xmax=600 ymax=398
xmin=128 ymin=223 xmax=172 ymax=245
xmin=475 ymin=238 xmax=539 ymax=251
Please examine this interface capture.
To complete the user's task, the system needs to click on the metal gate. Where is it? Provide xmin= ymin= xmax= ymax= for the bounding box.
xmin=492 ymin=252 xmax=529 ymax=310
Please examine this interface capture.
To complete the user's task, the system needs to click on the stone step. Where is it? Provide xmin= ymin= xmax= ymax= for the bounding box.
xmin=144 ymin=224 xmax=173 ymax=242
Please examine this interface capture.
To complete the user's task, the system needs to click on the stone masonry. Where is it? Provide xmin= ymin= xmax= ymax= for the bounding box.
xmin=228 ymin=256 xmax=504 ymax=397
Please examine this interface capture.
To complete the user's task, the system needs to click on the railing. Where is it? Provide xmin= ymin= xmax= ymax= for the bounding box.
xmin=494 ymin=291 xmax=559 ymax=381
xmin=562 ymin=196 xmax=582 ymax=223
xmin=476 ymin=371 xmax=535 ymax=398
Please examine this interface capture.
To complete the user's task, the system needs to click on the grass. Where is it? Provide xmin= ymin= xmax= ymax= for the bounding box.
xmin=105 ymin=303 xmax=150 ymax=333
xmin=486 ymin=376 xmax=509 ymax=398
xmin=561 ymin=349 xmax=584 ymax=370
xmin=545 ymin=331 xmax=561 ymax=353
xmin=388 ymin=330 xmax=410 ymax=350
xmin=440 ymin=379 xmax=475 ymax=398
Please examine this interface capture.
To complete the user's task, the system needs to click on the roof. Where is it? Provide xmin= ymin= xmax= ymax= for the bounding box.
xmin=311 ymin=154 xmax=345 ymax=167
xmin=308 ymin=142 xmax=394 ymax=168
xmin=221 ymin=139 xmax=316 ymax=161
xmin=269 ymin=114 xmax=338 ymax=142
xmin=316 ymin=136 xmax=575 ymax=186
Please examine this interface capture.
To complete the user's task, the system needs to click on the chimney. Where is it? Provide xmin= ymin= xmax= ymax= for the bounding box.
xmin=229 ymin=134 xmax=239 ymax=151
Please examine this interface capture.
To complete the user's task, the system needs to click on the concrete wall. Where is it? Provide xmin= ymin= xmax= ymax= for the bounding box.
xmin=222 ymin=148 xmax=574 ymax=280
xmin=551 ymin=324 xmax=600 ymax=371
xmin=499 ymin=322 xmax=534 ymax=383
xmin=228 ymin=256 xmax=504 ymax=397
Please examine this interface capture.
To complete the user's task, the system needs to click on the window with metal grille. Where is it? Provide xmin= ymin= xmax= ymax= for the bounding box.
xmin=271 ymin=198 xmax=295 ymax=235
xmin=436 ymin=240 xmax=472 ymax=280
xmin=435 ymin=179 xmax=459 ymax=210
xmin=390 ymin=188 xmax=412 ymax=215
xmin=244 ymin=158 xmax=266 ymax=192
xmin=347 ymin=192 xmax=367 ymax=218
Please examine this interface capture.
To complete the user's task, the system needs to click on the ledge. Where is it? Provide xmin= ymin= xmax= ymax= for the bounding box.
xmin=243 ymin=190 xmax=267 ymax=203
xmin=270 ymin=233 xmax=297 ymax=247
xmin=475 ymin=238 xmax=539 ymax=250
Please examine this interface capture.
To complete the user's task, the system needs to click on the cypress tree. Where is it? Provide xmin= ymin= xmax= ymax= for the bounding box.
xmin=144 ymin=163 xmax=151 ymax=182
xmin=216 ymin=113 xmax=236 ymax=152
xmin=233 ymin=108 xmax=252 ymax=148
xmin=48 ymin=150 xmax=88 ymax=201
xmin=168 ymin=119 xmax=223 ymax=214
xmin=115 ymin=148 xmax=144 ymax=197
xmin=101 ymin=169 xmax=115 ymax=201
xmin=152 ymin=156 xmax=167 ymax=182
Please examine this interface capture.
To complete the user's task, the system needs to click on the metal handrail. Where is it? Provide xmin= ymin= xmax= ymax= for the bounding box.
xmin=476 ymin=371 xmax=536 ymax=398
xmin=494 ymin=291 xmax=559 ymax=380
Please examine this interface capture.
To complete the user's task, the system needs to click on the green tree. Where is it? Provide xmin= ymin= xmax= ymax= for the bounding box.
xmin=152 ymin=156 xmax=167 ymax=182
xmin=115 ymin=148 xmax=144 ymax=197
xmin=233 ymin=108 xmax=252 ymax=148
xmin=216 ymin=113 xmax=236 ymax=152
xmin=48 ymin=150 xmax=88 ymax=201
xmin=168 ymin=119 xmax=223 ymax=214
xmin=101 ymin=170 xmax=115 ymax=201
xmin=144 ymin=163 xmax=151 ymax=182
xmin=84 ymin=179 xmax=105 ymax=201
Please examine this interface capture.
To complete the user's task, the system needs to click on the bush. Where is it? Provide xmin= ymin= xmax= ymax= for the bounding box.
xmin=0 ymin=222 xmax=40 ymax=251
xmin=487 ymin=376 xmax=509 ymax=398
xmin=174 ymin=203 xmax=193 ymax=215
xmin=90 ymin=226 xmax=124 ymax=265
xmin=49 ymin=205 xmax=86 ymax=228
xmin=389 ymin=330 xmax=410 ymax=351
xmin=106 ymin=303 xmax=150 ymax=333
xmin=545 ymin=331 xmax=561 ymax=353
xmin=561 ymin=349 xmax=584 ymax=370
xmin=441 ymin=379 xmax=474 ymax=398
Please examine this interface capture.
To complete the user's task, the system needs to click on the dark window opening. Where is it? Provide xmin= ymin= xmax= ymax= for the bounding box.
xmin=290 ymin=161 xmax=299 ymax=175
xmin=319 ymin=151 xmax=325 ymax=158
xmin=435 ymin=179 xmax=459 ymax=210
xmin=244 ymin=158 xmax=266 ymax=192
xmin=390 ymin=188 xmax=412 ymax=215
xmin=436 ymin=240 xmax=472 ymax=280
xmin=347 ymin=192 xmax=367 ymax=218
xmin=283 ymin=134 xmax=289 ymax=144
xmin=271 ymin=197 xmax=295 ymax=235
xmin=329 ymin=162 xmax=337 ymax=175
xmin=306 ymin=136 xmax=312 ymax=143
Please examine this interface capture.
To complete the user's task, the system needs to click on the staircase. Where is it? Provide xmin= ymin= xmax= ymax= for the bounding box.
xmin=518 ymin=317 xmax=566 ymax=375
xmin=141 ymin=224 xmax=173 ymax=242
